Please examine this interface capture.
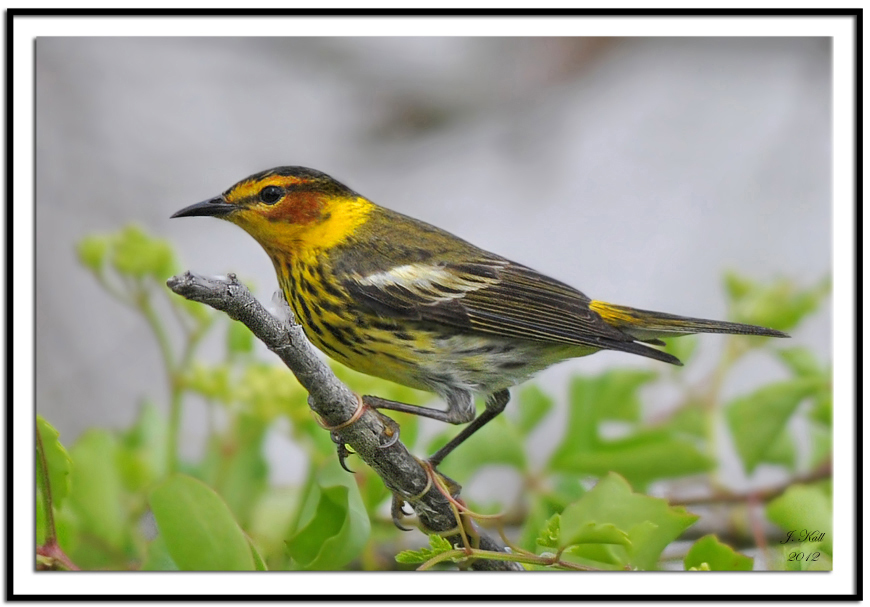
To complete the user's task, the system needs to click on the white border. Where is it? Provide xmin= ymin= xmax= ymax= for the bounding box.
xmin=12 ymin=11 xmax=857 ymax=598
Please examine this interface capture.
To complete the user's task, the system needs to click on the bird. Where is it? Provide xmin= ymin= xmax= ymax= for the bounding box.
xmin=172 ymin=166 xmax=788 ymax=466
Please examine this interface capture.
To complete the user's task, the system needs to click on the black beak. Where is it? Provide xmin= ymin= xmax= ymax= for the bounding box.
xmin=171 ymin=196 xmax=236 ymax=218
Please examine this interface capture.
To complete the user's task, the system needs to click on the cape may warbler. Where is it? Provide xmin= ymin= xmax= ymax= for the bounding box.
xmin=173 ymin=166 xmax=787 ymax=465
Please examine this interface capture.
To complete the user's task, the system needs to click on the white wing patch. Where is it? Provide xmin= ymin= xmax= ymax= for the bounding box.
xmin=354 ymin=262 xmax=501 ymax=302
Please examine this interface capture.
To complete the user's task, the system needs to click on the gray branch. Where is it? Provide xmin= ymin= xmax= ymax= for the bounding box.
xmin=166 ymin=272 xmax=523 ymax=572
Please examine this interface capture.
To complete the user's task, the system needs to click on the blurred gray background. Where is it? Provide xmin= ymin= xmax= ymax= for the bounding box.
xmin=36 ymin=37 xmax=830 ymax=490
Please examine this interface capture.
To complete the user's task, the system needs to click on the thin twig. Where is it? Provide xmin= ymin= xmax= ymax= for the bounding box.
xmin=166 ymin=272 xmax=523 ymax=572
xmin=668 ymin=461 xmax=831 ymax=506
xmin=747 ymin=493 xmax=769 ymax=564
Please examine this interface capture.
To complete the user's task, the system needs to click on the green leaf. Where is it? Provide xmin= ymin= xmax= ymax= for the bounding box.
xmin=285 ymin=461 xmax=371 ymax=570
xmin=66 ymin=430 xmax=126 ymax=550
xmin=760 ymin=428 xmax=796 ymax=471
xmin=51 ymin=507 xmax=77 ymax=559
xmin=116 ymin=402 xmax=167 ymax=492
xmin=515 ymin=385 xmax=554 ymax=436
xmin=248 ymin=539 xmax=268 ymax=571
xmin=775 ymin=349 xmax=832 ymax=432
xmin=549 ymin=369 xmax=712 ymax=487
xmin=766 ymin=483 xmax=832 ymax=556
xmin=395 ymin=534 xmax=454 ymax=564
xmin=585 ymin=370 xmax=658 ymax=423
xmin=561 ymin=521 xmax=631 ymax=549
xmin=227 ymin=321 xmax=254 ymax=356
xmin=236 ymin=363 xmax=312 ymax=430
xmin=729 ymin=275 xmax=829 ymax=332
xmin=111 ymin=225 xmax=178 ymax=279
xmin=184 ymin=363 xmax=233 ymax=404
xmin=517 ymin=476 xmax=588 ymax=552
xmin=550 ymin=427 xmax=713 ymax=489
xmin=617 ymin=520 xmax=661 ymax=569
xmin=536 ymin=514 xmax=561 ymax=549
xmin=550 ymin=370 xmax=658 ymax=466
xmin=285 ymin=485 xmax=354 ymax=568
xmin=684 ymin=534 xmax=753 ymax=571
xmin=667 ymin=404 xmax=706 ymax=438
xmin=725 ymin=378 xmax=822 ymax=473
xmin=150 ymin=474 xmax=255 ymax=571
xmin=555 ymin=473 xmax=698 ymax=570
xmin=562 ymin=542 xmax=627 ymax=567
xmin=550 ymin=474 xmax=587 ymax=504
xmin=807 ymin=423 xmax=832 ymax=469
xmin=212 ymin=415 xmax=269 ymax=527
xmin=76 ymin=235 xmax=110 ymax=273
xmin=809 ymin=392 xmax=832 ymax=428
xmin=141 ymin=534 xmax=179 ymax=571
xmin=518 ymin=496 xmax=559 ymax=553
xmin=779 ymin=351 xmax=833 ymax=469
xmin=36 ymin=416 xmax=72 ymax=510
xmin=723 ymin=271 xmax=757 ymax=302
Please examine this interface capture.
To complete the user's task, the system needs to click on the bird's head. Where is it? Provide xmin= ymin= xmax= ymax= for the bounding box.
xmin=172 ymin=166 xmax=372 ymax=255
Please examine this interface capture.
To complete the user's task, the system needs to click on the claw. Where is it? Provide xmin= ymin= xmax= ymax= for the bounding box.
xmin=380 ymin=428 xmax=399 ymax=448
xmin=391 ymin=494 xmax=413 ymax=531
xmin=338 ymin=443 xmax=354 ymax=474
xmin=373 ymin=410 xmax=400 ymax=448
xmin=332 ymin=435 xmax=355 ymax=474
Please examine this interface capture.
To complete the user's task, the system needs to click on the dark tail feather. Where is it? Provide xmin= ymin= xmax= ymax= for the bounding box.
xmin=601 ymin=337 xmax=685 ymax=366
xmin=590 ymin=300 xmax=790 ymax=341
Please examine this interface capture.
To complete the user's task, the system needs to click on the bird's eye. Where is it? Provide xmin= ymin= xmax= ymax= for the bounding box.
xmin=259 ymin=186 xmax=283 ymax=205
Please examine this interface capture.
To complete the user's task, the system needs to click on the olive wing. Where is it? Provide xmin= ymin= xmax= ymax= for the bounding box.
xmin=338 ymin=252 xmax=681 ymax=365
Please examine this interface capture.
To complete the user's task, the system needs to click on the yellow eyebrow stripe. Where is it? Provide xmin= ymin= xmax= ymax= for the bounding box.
xmin=227 ymin=175 xmax=308 ymax=202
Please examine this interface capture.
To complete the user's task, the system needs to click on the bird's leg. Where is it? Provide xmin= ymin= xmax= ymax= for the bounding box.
xmin=427 ymin=389 xmax=510 ymax=468
xmin=363 ymin=390 xmax=476 ymax=425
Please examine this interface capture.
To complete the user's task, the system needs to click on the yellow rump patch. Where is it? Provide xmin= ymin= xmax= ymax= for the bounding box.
xmin=589 ymin=300 xmax=643 ymax=326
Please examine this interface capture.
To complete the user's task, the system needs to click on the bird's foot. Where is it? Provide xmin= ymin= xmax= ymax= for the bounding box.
xmin=311 ymin=393 xmax=401 ymax=472
xmin=389 ymin=457 xmax=465 ymax=531
xmin=371 ymin=408 xmax=401 ymax=448
xmin=312 ymin=393 xmax=368 ymax=472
